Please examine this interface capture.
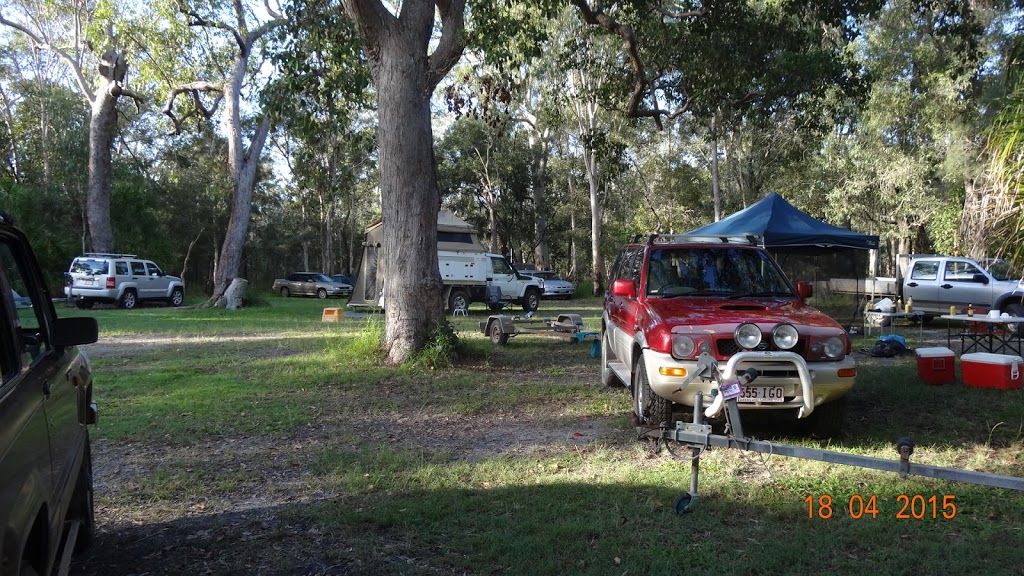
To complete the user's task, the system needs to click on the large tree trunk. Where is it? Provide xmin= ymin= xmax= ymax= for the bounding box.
xmin=711 ymin=112 xmax=722 ymax=222
xmin=375 ymin=36 xmax=445 ymax=363
xmin=343 ymin=0 xmax=464 ymax=363
xmin=88 ymin=83 xmax=119 ymax=253
xmin=208 ymin=50 xmax=271 ymax=305
xmin=532 ymin=138 xmax=550 ymax=269
xmin=586 ymin=153 xmax=604 ymax=296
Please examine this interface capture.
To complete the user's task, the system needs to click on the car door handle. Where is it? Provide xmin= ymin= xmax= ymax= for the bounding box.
xmin=941 ymin=284 xmax=953 ymax=289
xmin=907 ymin=282 xmax=918 ymax=287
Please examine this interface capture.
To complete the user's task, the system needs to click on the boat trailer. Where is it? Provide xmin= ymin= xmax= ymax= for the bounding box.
xmin=480 ymin=313 xmax=600 ymax=354
xmin=644 ymin=352 xmax=1024 ymax=513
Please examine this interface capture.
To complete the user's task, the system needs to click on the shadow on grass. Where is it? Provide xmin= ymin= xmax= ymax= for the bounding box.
xmin=70 ymin=479 xmax=1022 ymax=576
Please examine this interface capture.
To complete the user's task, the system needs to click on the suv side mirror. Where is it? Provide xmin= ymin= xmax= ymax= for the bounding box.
xmin=611 ymin=279 xmax=637 ymax=298
xmin=972 ymin=273 xmax=989 ymax=285
xmin=796 ymin=281 xmax=814 ymax=300
xmin=52 ymin=317 xmax=98 ymax=347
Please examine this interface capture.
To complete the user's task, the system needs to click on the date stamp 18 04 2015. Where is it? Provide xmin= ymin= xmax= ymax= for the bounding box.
xmin=805 ymin=494 xmax=958 ymax=520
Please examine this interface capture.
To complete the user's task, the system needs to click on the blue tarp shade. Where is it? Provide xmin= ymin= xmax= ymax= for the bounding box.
xmin=688 ymin=193 xmax=879 ymax=249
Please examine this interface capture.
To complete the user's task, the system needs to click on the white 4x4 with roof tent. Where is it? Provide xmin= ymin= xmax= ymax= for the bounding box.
xmin=65 ymin=253 xmax=185 ymax=309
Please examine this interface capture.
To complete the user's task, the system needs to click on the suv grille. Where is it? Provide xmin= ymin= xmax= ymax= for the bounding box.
xmin=716 ymin=338 xmax=807 ymax=357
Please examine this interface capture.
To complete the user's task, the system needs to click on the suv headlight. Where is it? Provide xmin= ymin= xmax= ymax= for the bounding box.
xmin=734 ymin=323 xmax=762 ymax=350
xmin=823 ymin=336 xmax=845 ymax=359
xmin=672 ymin=335 xmax=695 ymax=359
xmin=771 ymin=323 xmax=799 ymax=350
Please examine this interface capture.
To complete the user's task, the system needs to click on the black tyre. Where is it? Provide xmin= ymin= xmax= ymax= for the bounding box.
xmin=119 ymin=289 xmax=137 ymax=309
xmin=74 ymin=299 xmax=94 ymax=310
xmin=317 ymin=288 xmax=328 ymax=299
xmin=280 ymin=287 xmax=290 ymax=297
xmin=71 ymin=439 xmax=95 ymax=553
xmin=521 ymin=288 xmax=541 ymax=313
xmin=633 ymin=356 xmax=673 ymax=427
xmin=169 ymin=287 xmax=184 ymax=307
xmin=600 ymin=329 xmax=621 ymax=387
xmin=448 ymin=290 xmax=469 ymax=313
xmin=488 ymin=320 xmax=509 ymax=345
xmin=805 ymin=398 xmax=846 ymax=439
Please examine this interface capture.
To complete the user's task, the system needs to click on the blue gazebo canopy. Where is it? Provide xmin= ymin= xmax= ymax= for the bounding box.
xmin=689 ymin=193 xmax=878 ymax=250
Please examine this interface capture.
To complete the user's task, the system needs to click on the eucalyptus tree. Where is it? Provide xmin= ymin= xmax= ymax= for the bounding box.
xmin=0 ymin=0 xmax=145 ymax=252
xmin=436 ymin=115 xmax=534 ymax=257
xmin=158 ymin=0 xmax=286 ymax=306
xmin=823 ymin=0 xmax=991 ymax=262
xmin=570 ymin=0 xmax=879 ymax=223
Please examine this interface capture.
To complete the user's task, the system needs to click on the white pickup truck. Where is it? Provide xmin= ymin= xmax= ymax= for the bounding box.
xmin=440 ymin=251 xmax=544 ymax=313
xmin=902 ymin=256 xmax=1024 ymax=319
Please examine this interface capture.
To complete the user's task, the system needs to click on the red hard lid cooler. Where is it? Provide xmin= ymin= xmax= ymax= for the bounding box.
xmin=961 ymin=353 xmax=1023 ymax=390
xmin=915 ymin=347 xmax=955 ymax=385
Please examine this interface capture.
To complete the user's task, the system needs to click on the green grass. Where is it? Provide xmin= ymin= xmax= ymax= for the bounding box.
xmin=69 ymin=296 xmax=1024 ymax=576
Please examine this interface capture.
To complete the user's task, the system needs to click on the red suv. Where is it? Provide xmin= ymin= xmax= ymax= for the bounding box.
xmin=601 ymin=234 xmax=856 ymax=436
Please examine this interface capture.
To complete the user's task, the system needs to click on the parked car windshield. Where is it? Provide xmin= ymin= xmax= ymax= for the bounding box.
xmin=646 ymin=247 xmax=793 ymax=297
xmin=313 ymin=273 xmax=333 ymax=282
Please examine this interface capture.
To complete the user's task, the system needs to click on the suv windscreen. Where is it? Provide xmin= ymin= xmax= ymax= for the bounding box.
xmin=646 ymin=247 xmax=793 ymax=297
xmin=71 ymin=259 xmax=109 ymax=275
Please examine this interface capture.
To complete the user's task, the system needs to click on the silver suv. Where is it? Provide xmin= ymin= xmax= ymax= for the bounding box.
xmin=65 ymin=253 xmax=185 ymax=309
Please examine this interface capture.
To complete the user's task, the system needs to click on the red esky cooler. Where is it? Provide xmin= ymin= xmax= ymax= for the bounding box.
xmin=915 ymin=347 xmax=956 ymax=385
xmin=960 ymin=352 xmax=1023 ymax=390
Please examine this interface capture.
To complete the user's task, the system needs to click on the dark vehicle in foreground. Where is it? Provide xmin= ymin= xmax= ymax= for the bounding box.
xmin=273 ymin=272 xmax=353 ymax=299
xmin=601 ymin=234 xmax=855 ymax=437
xmin=0 ymin=212 xmax=98 ymax=575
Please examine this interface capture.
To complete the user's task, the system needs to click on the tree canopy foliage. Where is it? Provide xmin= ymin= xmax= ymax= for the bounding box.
xmin=0 ymin=0 xmax=1021 ymax=353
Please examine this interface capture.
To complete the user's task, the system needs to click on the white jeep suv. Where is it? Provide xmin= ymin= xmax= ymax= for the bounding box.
xmin=65 ymin=253 xmax=185 ymax=309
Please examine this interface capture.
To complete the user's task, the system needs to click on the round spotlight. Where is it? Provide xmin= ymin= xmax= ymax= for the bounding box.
xmin=772 ymin=323 xmax=799 ymax=350
xmin=734 ymin=323 xmax=762 ymax=350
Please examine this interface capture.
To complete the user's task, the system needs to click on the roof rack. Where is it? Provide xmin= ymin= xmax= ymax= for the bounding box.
xmin=642 ymin=234 xmax=761 ymax=246
xmin=81 ymin=252 xmax=138 ymax=259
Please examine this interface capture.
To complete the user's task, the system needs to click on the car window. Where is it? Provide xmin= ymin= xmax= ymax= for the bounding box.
xmin=944 ymin=261 xmax=982 ymax=282
xmin=130 ymin=261 xmax=147 ymax=275
xmin=71 ymin=259 xmax=109 ymax=275
xmin=145 ymin=262 xmax=162 ymax=276
xmin=491 ymin=257 xmax=514 ymax=275
xmin=910 ymin=262 xmax=938 ymax=281
xmin=314 ymin=274 xmax=331 ymax=282
xmin=647 ymin=247 xmax=791 ymax=296
xmin=612 ymin=247 xmax=640 ymax=283
xmin=115 ymin=261 xmax=129 ymax=275
xmin=0 ymin=241 xmax=47 ymax=370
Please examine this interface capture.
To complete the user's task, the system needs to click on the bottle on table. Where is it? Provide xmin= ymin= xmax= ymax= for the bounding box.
xmin=967 ymin=303 xmax=974 ymax=317
xmin=906 ymin=296 xmax=913 ymax=313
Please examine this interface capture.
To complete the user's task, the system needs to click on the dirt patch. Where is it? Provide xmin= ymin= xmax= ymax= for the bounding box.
xmin=71 ymin=335 xmax=626 ymax=575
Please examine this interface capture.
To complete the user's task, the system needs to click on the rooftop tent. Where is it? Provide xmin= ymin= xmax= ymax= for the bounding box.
xmin=349 ymin=209 xmax=486 ymax=307
xmin=688 ymin=193 xmax=880 ymax=329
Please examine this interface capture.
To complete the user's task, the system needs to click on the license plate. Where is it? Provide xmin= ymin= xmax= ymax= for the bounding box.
xmin=737 ymin=386 xmax=785 ymax=403
xmin=78 ymin=278 xmax=95 ymax=286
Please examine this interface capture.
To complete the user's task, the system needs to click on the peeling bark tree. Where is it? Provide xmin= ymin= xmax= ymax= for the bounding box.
xmin=163 ymin=2 xmax=284 ymax=306
xmin=0 ymin=10 xmax=142 ymax=252
xmin=341 ymin=0 xmax=466 ymax=363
